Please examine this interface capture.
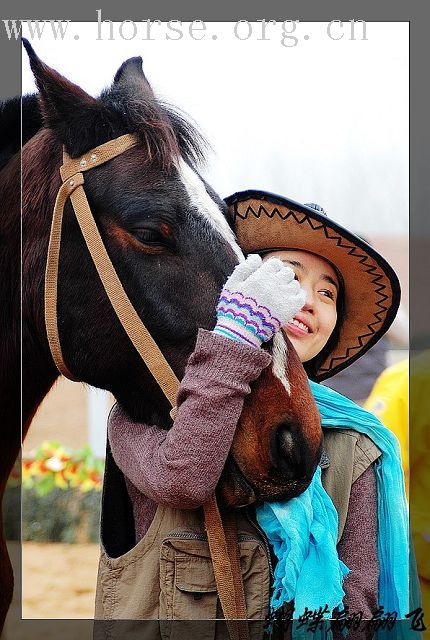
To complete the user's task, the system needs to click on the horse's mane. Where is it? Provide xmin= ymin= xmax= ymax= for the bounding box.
xmin=0 ymin=94 xmax=42 ymax=171
xmin=73 ymin=81 xmax=209 ymax=169
xmin=0 ymin=95 xmax=35 ymax=403
xmin=100 ymin=87 xmax=209 ymax=169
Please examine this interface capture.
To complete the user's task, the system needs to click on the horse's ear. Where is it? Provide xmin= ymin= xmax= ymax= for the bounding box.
xmin=22 ymin=39 xmax=102 ymax=154
xmin=112 ymin=56 xmax=155 ymax=97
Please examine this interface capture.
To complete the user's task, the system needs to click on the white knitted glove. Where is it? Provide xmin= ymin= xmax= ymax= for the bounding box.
xmin=213 ymin=254 xmax=306 ymax=348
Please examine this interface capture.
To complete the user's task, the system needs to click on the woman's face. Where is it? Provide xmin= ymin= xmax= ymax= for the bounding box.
xmin=264 ymin=249 xmax=339 ymax=363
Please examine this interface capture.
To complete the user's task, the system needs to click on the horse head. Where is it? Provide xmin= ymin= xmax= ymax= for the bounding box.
xmin=22 ymin=41 xmax=322 ymax=509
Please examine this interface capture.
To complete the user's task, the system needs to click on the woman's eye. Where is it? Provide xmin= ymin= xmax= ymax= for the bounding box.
xmin=320 ymin=289 xmax=335 ymax=300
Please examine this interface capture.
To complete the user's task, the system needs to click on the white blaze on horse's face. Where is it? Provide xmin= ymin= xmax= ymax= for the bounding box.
xmin=177 ymin=159 xmax=245 ymax=263
xmin=271 ymin=332 xmax=291 ymax=395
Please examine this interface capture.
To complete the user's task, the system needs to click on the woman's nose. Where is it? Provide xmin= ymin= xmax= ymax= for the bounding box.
xmin=301 ymin=289 xmax=315 ymax=313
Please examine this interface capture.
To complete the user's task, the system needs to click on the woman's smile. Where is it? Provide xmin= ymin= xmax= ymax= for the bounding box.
xmin=286 ymin=319 xmax=310 ymax=336
xmin=287 ymin=314 xmax=313 ymax=335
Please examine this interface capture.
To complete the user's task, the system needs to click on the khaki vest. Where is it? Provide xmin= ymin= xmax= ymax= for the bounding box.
xmin=94 ymin=428 xmax=380 ymax=634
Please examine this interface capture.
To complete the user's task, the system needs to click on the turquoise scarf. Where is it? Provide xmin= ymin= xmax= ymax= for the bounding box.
xmin=256 ymin=381 xmax=415 ymax=630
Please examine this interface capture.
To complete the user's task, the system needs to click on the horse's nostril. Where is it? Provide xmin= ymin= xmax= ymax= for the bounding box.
xmin=276 ymin=426 xmax=294 ymax=459
xmin=272 ymin=424 xmax=305 ymax=478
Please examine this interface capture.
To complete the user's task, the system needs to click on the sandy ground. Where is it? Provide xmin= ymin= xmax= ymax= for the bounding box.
xmin=21 ymin=541 xmax=100 ymax=619
xmin=5 ymin=541 xmax=99 ymax=623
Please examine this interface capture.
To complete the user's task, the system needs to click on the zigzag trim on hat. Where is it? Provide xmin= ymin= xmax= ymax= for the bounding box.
xmin=238 ymin=203 xmax=391 ymax=373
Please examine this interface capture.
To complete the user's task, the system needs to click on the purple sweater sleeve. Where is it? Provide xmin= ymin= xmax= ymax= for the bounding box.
xmin=108 ymin=328 xmax=272 ymax=509
xmin=337 ymin=464 xmax=379 ymax=624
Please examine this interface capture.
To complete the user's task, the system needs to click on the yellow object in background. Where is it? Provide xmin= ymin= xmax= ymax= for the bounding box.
xmin=366 ymin=354 xmax=430 ymax=635
xmin=409 ymin=352 xmax=430 ymax=635
xmin=365 ymin=358 xmax=409 ymax=494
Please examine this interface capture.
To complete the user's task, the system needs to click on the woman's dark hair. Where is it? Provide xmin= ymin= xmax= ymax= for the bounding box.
xmin=303 ymin=266 xmax=346 ymax=381
xmin=305 ymin=233 xmax=367 ymax=379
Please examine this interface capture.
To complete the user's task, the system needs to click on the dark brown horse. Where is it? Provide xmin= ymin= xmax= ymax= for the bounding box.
xmin=0 ymin=42 xmax=322 ymax=629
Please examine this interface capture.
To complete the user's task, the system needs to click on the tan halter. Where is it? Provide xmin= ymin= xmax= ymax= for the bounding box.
xmin=45 ymin=134 xmax=250 ymax=639
xmin=45 ymin=133 xmax=181 ymax=414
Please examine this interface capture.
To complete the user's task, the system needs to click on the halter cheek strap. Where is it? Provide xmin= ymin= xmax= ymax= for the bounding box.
xmin=45 ymin=133 xmax=249 ymax=638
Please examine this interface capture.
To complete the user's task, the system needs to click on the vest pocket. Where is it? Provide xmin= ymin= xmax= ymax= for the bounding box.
xmin=160 ymin=538 xmax=218 ymax=620
xmin=159 ymin=534 xmax=270 ymax=623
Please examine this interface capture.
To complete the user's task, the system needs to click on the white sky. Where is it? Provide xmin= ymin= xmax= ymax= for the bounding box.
xmin=22 ymin=21 xmax=408 ymax=234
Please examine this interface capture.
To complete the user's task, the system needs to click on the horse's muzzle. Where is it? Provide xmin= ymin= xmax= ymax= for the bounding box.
xmin=219 ymin=426 xmax=322 ymax=509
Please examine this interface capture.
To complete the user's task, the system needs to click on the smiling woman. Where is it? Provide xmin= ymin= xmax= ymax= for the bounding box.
xmin=227 ymin=190 xmax=413 ymax=628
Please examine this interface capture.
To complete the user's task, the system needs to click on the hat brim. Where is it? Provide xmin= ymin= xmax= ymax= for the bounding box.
xmin=225 ymin=190 xmax=401 ymax=382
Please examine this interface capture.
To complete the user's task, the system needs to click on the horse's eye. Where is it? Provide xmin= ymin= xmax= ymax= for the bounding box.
xmin=134 ymin=226 xmax=174 ymax=248
xmin=136 ymin=229 xmax=164 ymax=244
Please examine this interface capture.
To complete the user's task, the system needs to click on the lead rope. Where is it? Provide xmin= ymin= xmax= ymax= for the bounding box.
xmin=45 ymin=134 xmax=249 ymax=638
xmin=204 ymin=496 xmax=250 ymax=640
